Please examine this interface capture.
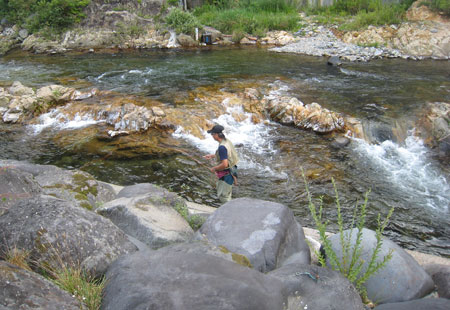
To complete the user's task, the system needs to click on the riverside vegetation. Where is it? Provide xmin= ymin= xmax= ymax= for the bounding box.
xmin=0 ymin=0 xmax=448 ymax=39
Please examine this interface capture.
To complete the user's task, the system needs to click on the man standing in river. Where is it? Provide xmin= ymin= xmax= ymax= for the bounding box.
xmin=203 ymin=124 xmax=239 ymax=203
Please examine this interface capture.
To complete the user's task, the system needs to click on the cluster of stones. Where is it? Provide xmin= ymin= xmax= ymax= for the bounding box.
xmin=272 ymin=1 xmax=450 ymax=61
xmin=272 ymin=3 xmax=449 ymax=61
xmin=1 ymin=160 xmax=449 ymax=310
xmin=0 ymin=81 xmax=87 ymax=123
xmin=342 ymin=15 xmax=450 ymax=60
xmin=0 ymin=81 xmax=167 ymax=137
xmin=271 ymin=24 xmax=405 ymax=62
xmin=0 ymin=80 xmax=347 ymax=137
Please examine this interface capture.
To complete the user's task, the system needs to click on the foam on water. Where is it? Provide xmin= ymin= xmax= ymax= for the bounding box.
xmin=353 ymin=132 xmax=450 ymax=212
xmin=29 ymin=109 xmax=102 ymax=134
xmin=172 ymin=100 xmax=286 ymax=179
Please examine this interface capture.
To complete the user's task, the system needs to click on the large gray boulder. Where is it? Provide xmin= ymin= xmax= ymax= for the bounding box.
xmin=0 ymin=195 xmax=137 ymax=276
xmin=0 ymin=164 xmax=41 ymax=214
xmin=269 ymin=263 xmax=364 ymax=310
xmin=374 ymin=298 xmax=450 ymax=310
xmin=0 ymin=261 xmax=84 ymax=310
xmin=327 ymin=228 xmax=434 ymax=304
xmin=198 ymin=198 xmax=310 ymax=272
xmin=424 ymin=264 xmax=450 ymax=299
xmin=97 ymin=192 xmax=194 ymax=249
xmin=102 ymin=242 xmax=288 ymax=310
xmin=0 ymin=160 xmax=116 ymax=210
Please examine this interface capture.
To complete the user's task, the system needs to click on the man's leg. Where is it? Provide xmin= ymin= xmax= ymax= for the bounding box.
xmin=216 ymin=179 xmax=232 ymax=203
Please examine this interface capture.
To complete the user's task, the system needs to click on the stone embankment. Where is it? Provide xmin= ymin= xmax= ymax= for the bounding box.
xmin=1 ymin=160 xmax=449 ymax=310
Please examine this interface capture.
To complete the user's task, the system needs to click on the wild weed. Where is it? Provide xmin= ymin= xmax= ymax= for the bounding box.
xmin=303 ymin=171 xmax=394 ymax=301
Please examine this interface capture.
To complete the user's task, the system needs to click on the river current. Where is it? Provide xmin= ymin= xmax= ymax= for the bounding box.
xmin=1 ymin=48 xmax=449 ymax=257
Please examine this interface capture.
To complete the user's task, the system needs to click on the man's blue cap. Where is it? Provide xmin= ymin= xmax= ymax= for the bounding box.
xmin=207 ymin=125 xmax=224 ymax=134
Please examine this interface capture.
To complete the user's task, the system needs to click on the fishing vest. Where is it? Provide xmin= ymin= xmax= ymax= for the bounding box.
xmin=215 ymin=138 xmax=239 ymax=170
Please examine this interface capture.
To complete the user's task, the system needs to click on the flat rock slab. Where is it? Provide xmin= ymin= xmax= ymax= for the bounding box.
xmin=97 ymin=193 xmax=194 ymax=249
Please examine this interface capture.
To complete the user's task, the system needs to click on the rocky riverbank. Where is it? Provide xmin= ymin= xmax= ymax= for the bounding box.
xmin=1 ymin=160 xmax=449 ymax=310
xmin=272 ymin=3 xmax=450 ymax=61
xmin=0 ymin=2 xmax=448 ymax=61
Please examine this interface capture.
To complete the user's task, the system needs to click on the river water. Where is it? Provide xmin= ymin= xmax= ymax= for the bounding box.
xmin=1 ymin=48 xmax=449 ymax=257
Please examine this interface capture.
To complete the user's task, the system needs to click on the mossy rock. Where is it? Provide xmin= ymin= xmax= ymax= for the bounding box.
xmin=218 ymin=245 xmax=253 ymax=268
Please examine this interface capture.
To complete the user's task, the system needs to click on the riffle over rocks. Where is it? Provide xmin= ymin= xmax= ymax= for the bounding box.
xmin=2 ymin=80 xmax=447 ymax=162
xmin=0 ymin=80 xmax=347 ymax=138
xmin=1 ymin=160 xmax=449 ymax=309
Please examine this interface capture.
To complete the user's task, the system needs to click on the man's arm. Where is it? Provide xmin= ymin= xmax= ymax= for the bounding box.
xmin=210 ymin=159 xmax=229 ymax=172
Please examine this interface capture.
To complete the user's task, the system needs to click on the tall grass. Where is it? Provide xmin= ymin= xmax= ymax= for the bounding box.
xmin=427 ymin=0 xmax=450 ymax=16
xmin=3 ymin=246 xmax=105 ymax=310
xmin=306 ymin=0 xmax=413 ymax=30
xmin=194 ymin=0 xmax=302 ymax=37
xmin=51 ymin=267 xmax=105 ymax=310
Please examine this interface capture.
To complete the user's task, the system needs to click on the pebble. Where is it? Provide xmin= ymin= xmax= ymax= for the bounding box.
xmin=270 ymin=26 xmax=409 ymax=62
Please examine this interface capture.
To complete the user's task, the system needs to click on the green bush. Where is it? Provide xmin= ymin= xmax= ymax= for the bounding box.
xmin=165 ymin=7 xmax=202 ymax=35
xmin=1 ymin=0 xmax=90 ymax=33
